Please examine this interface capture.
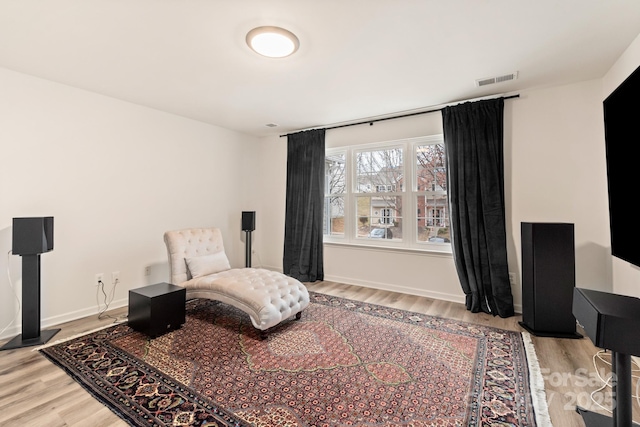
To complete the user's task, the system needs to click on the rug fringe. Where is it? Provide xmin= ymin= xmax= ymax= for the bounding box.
xmin=522 ymin=332 xmax=554 ymax=427
xmin=32 ymin=320 xmax=126 ymax=352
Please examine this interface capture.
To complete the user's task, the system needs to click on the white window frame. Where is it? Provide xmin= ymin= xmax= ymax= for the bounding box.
xmin=324 ymin=135 xmax=450 ymax=252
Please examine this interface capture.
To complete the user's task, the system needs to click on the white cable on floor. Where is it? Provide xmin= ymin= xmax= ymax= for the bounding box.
xmin=590 ymin=349 xmax=640 ymax=416
xmin=0 ymin=250 xmax=21 ymax=337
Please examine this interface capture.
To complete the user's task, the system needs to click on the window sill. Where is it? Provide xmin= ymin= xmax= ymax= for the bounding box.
xmin=323 ymin=240 xmax=453 ymax=258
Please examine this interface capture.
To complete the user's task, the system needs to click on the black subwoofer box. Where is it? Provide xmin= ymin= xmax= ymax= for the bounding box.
xmin=128 ymin=282 xmax=186 ymax=337
xmin=519 ymin=222 xmax=581 ymax=338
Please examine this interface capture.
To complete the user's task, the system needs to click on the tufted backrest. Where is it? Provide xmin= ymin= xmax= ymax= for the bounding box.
xmin=164 ymin=228 xmax=227 ymax=285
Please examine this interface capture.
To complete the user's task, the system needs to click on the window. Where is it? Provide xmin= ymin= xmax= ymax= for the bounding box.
xmin=354 ymin=145 xmax=403 ymax=239
xmin=324 ymin=136 xmax=450 ymax=250
xmin=324 ymin=152 xmax=346 ymax=237
xmin=415 ymin=142 xmax=448 ymax=244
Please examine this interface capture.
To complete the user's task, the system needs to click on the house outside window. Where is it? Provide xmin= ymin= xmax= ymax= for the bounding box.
xmin=324 ymin=135 xmax=450 ymax=250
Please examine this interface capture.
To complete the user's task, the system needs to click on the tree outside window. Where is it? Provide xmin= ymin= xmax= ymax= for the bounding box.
xmin=355 ymin=147 xmax=403 ymax=239
xmin=416 ymin=143 xmax=449 ymax=242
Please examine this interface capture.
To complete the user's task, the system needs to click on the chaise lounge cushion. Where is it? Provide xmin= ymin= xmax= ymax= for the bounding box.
xmin=181 ymin=267 xmax=308 ymax=330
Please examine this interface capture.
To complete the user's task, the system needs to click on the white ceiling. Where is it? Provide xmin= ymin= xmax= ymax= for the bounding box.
xmin=2 ymin=1 xmax=640 ymax=137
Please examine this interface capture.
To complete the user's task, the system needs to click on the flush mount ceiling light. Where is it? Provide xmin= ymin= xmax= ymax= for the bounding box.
xmin=246 ymin=26 xmax=299 ymax=58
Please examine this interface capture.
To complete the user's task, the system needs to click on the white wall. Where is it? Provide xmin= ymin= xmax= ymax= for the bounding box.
xmin=255 ymin=78 xmax=613 ymax=313
xmin=602 ymin=33 xmax=640 ymax=298
xmin=0 ymin=67 xmax=258 ymax=339
xmin=510 ymin=81 xmax=611 ymax=294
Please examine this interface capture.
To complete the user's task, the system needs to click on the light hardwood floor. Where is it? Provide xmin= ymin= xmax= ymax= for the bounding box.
xmin=0 ymin=281 xmax=637 ymax=426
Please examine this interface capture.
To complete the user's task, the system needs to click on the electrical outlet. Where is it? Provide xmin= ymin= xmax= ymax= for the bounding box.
xmin=145 ymin=266 xmax=151 ymax=276
xmin=508 ymin=272 xmax=516 ymax=286
xmin=95 ymin=273 xmax=104 ymax=286
xmin=112 ymin=271 xmax=120 ymax=285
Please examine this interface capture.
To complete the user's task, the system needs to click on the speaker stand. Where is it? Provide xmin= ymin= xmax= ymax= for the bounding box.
xmin=1 ymin=329 xmax=61 ymax=350
xmin=0 ymin=254 xmax=60 ymax=351
xmin=245 ymin=230 xmax=252 ymax=268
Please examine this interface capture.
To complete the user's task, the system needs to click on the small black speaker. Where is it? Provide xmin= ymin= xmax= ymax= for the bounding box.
xmin=12 ymin=217 xmax=54 ymax=255
xmin=242 ymin=211 xmax=255 ymax=232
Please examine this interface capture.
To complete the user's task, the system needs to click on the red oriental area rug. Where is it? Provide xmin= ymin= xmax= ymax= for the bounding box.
xmin=39 ymin=292 xmax=551 ymax=426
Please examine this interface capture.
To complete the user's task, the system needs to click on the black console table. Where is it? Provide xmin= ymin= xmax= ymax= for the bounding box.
xmin=572 ymin=288 xmax=640 ymax=427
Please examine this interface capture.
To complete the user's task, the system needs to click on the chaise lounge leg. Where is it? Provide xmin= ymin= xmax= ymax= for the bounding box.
xmin=295 ymin=311 xmax=302 ymax=320
xmin=259 ymin=329 xmax=268 ymax=340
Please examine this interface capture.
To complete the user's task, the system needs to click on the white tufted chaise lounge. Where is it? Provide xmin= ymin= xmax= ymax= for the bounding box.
xmin=163 ymin=227 xmax=309 ymax=338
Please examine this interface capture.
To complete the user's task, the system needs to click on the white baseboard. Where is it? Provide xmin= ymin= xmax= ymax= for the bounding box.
xmin=323 ymin=273 xmax=466 ymax=305
xmin=263 ymin=263 xmax=466 ymax=304
xmin=265 ymin=265 xmax=523 ymax=314
xmin=322 ymin=274 xmax=523 ymax=314
xmin=0 ymin=297 xmax=128 ymax=341
xmin=260 ymin=263 xmax=283 ymax=273
xmin=2 ymin=268 xmax=523 ymax=342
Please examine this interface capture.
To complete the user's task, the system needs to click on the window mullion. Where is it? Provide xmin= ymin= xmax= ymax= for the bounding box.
xmin=345 ymin=149 xmax=355 ymax=242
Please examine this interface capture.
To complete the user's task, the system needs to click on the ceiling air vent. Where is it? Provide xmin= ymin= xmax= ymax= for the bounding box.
xmin=475 ymin=71 xmax=519 ymax=87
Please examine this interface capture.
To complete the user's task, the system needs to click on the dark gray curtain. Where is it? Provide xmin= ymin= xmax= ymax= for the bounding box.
xmin=283 ymin=129 xmax=326 ymax=281
xmin=442 ymin=98 xmax=514 ymax=318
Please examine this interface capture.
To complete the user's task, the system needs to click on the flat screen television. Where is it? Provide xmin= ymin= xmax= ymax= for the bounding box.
xmin=603 ymin=64 xmax=640 ymax=267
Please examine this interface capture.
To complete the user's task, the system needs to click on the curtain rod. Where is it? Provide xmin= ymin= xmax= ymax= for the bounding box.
xmin=279 ymin=94 xmax=519 ymax=138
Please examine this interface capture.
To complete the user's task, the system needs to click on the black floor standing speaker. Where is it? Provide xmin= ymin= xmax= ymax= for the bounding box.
xmin=1 ymin=217 xmax=61 ymax=351
xmin=518 ymin=222 xmax=582 ymax=338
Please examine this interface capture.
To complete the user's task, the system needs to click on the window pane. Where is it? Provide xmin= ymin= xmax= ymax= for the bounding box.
xmin=356 ymin=195 xmax=402 ymax=240
xmin=356 ymin=148 xmax=403 ymax=193
xmin=324 ymin=196 xmax=344 ymax=236
xmin=416 ymin=144 xmax=446 ymax=191
xmin=325 ymin=153 xmax=346 ymax=195
xmin=416 ymin=194 xmax=449 ymax=243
